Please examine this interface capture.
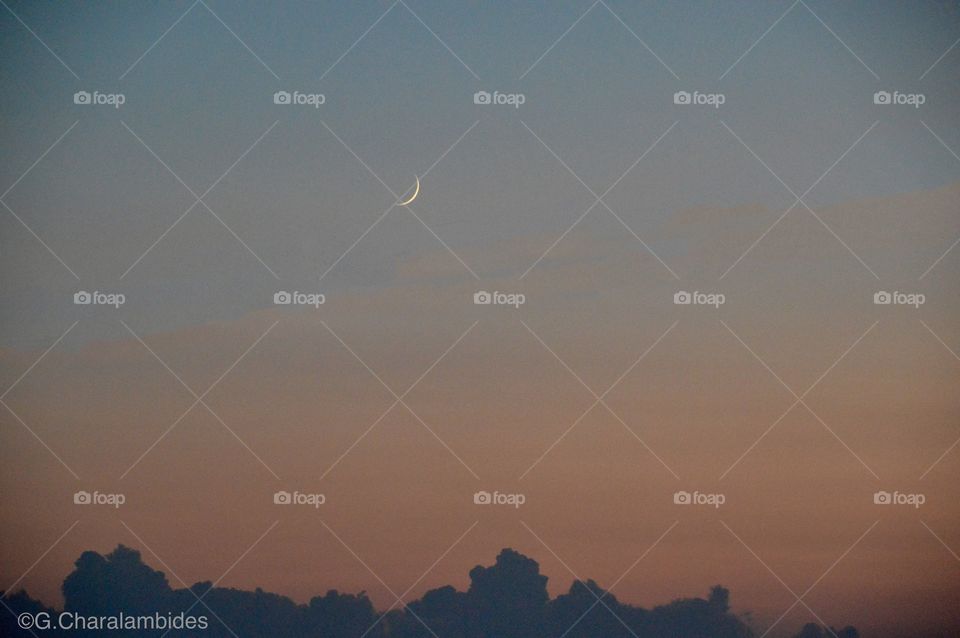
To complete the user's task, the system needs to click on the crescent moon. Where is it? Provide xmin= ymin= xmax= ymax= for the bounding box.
xmin=397 ymin=176 xmax=420 ymax=206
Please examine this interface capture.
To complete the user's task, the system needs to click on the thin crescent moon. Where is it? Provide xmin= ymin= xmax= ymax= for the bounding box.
xmin=397 ymin=176 xmax=420 ymax=206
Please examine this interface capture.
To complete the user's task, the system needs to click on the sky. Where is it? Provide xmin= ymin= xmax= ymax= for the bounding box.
xmin=1 ymin=1 xmax=960 ymax=636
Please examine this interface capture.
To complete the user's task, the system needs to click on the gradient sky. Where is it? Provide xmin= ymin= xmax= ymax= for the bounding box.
xmin=2 ymin=2 xmax=960 ymax=637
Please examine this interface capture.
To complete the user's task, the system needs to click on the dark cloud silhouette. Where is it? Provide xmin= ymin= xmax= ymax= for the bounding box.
xmin=2 ymin=545 xmax=857 ymax=638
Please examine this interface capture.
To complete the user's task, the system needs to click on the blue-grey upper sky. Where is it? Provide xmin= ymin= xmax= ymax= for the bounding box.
xmin=2 ymin=1 xmax=959 ymax=347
